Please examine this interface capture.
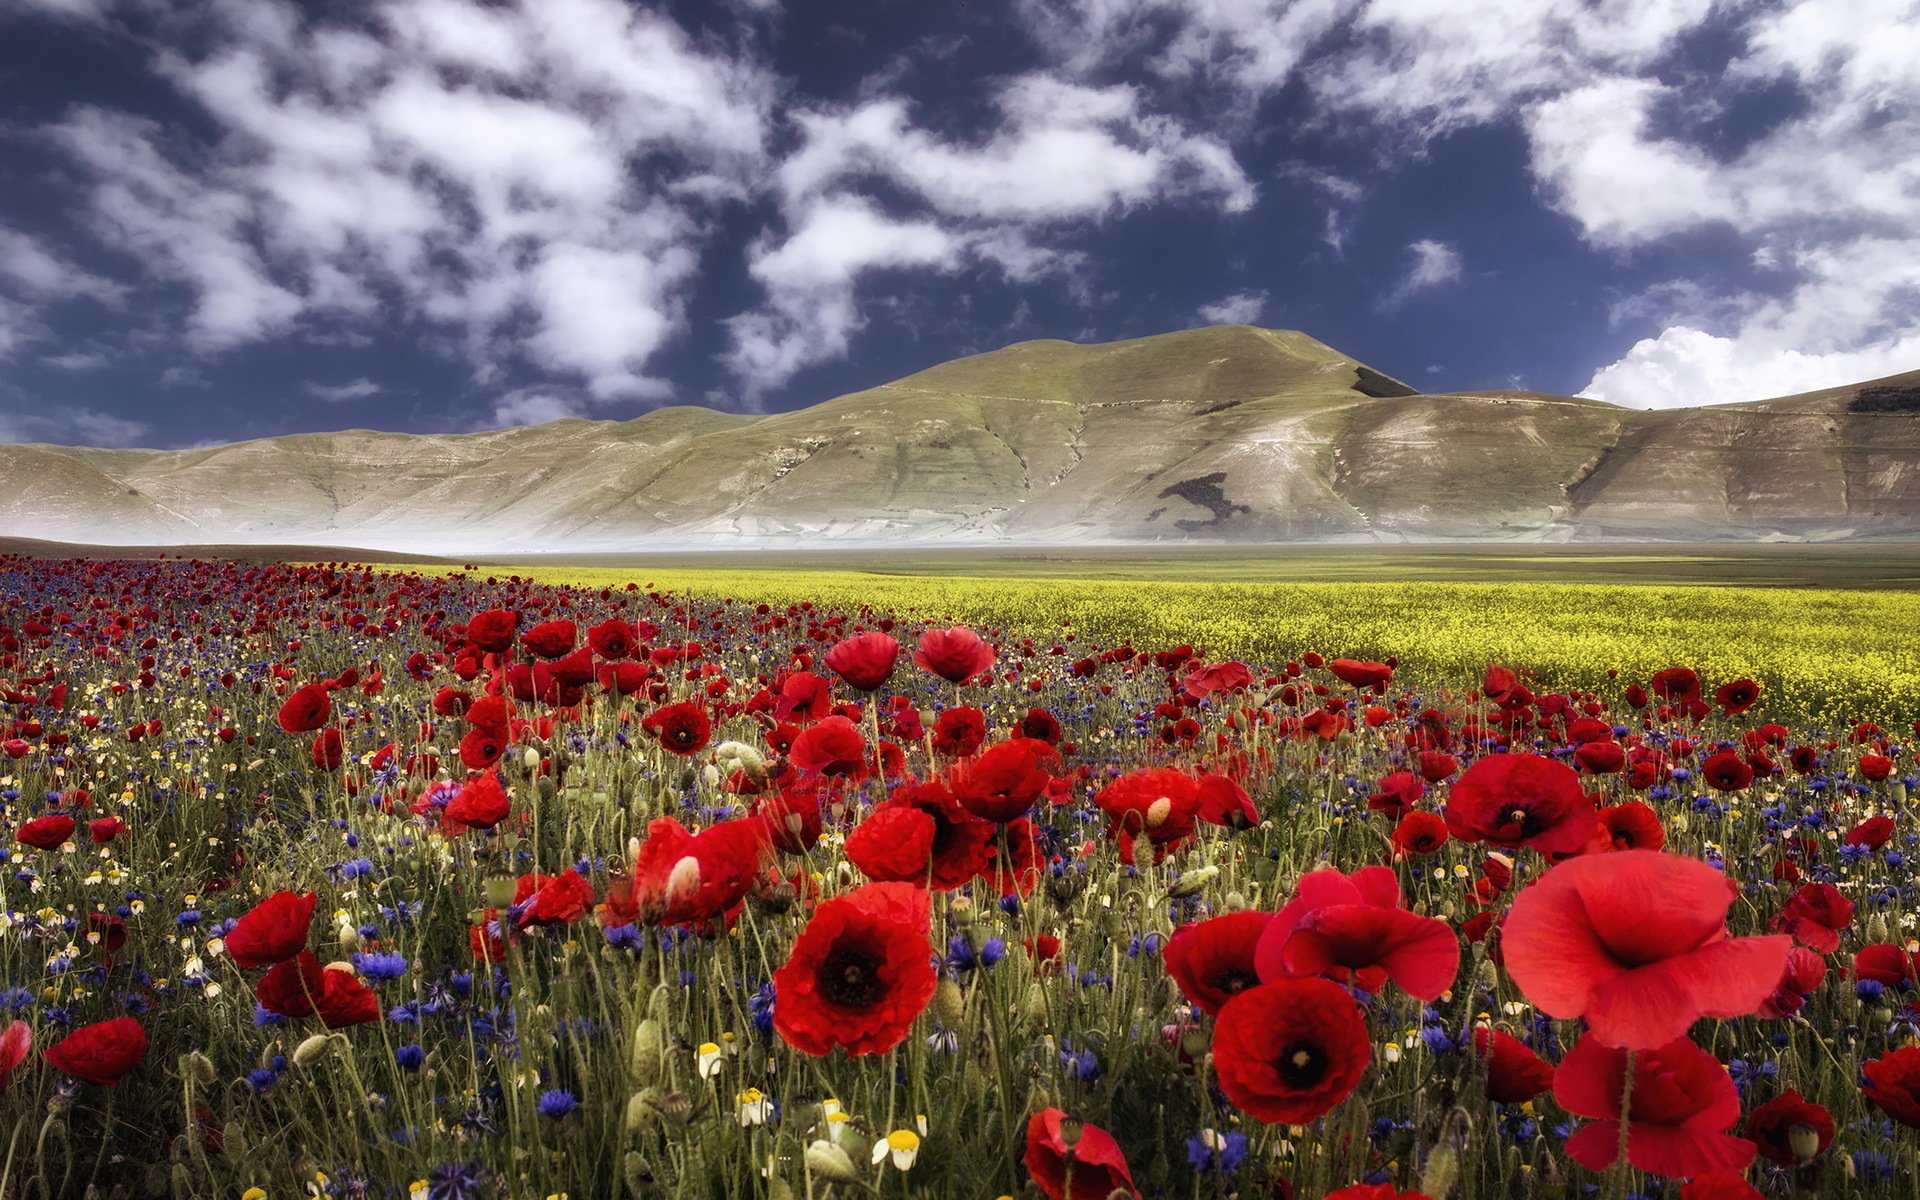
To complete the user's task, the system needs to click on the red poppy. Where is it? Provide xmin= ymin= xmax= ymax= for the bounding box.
xmin=788 ymin=715 xmax=868 ymax=779
xmin=755 ymin=785 xmax=825 ymax=854
xmin=88 ymin=817 xmax=124 ymax=844
xmin=1021 ymin=707 xmax=1065 ymax=745
xmin=1854 ymin=942 xmax=1919 ymax=987
xmin=1859 ymin=754 xmax=1895 ymax=782
xmin=521 ymin=619 xmax=577 ymax=659
xmin=1212 ymin=977 xmax=1370 ymax=1124
xmin=315 ymin=963 xmax=382 ymax=1028
xmin=1745 ymin=1089 xmax=1834 ymax=1166
xmin=930 ymin=706 xmax=988 ymax=757
xmin=774 ymin=671 xmax=834 ymax=722
xmin=1324 ymin=1187 xmax=1433 ymax=1200
xmin=1473 ymin=1026 xmax=1553 ymax=1103
xmin=1253 ymin=866 xmax=1457 ymax=999
xmin=641 ymin=702 xmax=712 ymax=756
xmin=16 ymin=813 xmax=75 ymax=850
xmin=256 ymin=950 xmax=325 ymax=1018
xmin=1866 ymin=1046 xmax=1920 ymax=1127
xmin=514 ymin=869 xmax=597 ymax=927
xmin=1699 ymin=750 xmax=1753 ymax=792
xmin=772 ymin=881 xmax=935 ymax=1057
xmin=1574 ymin=740 xmax=1627 ymax=774
xmin=1595 ymin=801 xmax=1664 ymax=851
xmin=1444 ymin=753 xmax=1597 ymax=857
xmin=1715 ymin=678 xmax=1761 ymax=715
xmin=226 ymin=890 xmax=317 ymax=968
xmin=1555 ymin=1032 xmax=1754 ymax=1176
xmin=1182 ymin=660 xmax=1252 ymax=699
xmin=1329 ymin=659 xmax=1393 ymax=689
xmin=1164 ymin=911 xmax=1276 ymax=1015
xmin=465 ymin=608 xmax=519 ymax=653
xmin=1677 ymin=1172 xmax=1765 ymax=1200
xmin=824 ymin=631 xmax=899 ymax=691
xmin=445 ymin=771 xmax=511 ymax=830
xmin=586 ymin=617 xmax=636 ymax=660
xmin=1772 ymin=882 xmax=1852 ymax=953
xmin=845 ymin=781 xmax=993 ymax=891
xmin=601 ymin=816 xmax=773 ymax=928
xmin=310 ymin=728 xmax=345 ymax=771
xmin=43 ymin=1017 xmax=147 ymax=1086
xmin=1392 ymin=811 xmax=1450 ymax=856
xmin=1500 ymin=850 xmax=1791 ymax=1048
xmin=1758 ymin=946 xmax=1827 ymax=1018
xmin=1024 ymin=1109 xmax=1139 ymax=1200
xmin=1650 ymin=666 xmax=1702 ymax=701
xmin=1196 ymin=772 xmax=1257 ymax=827
xmin=913 ymin=626 xmax=996 ymax=684
xmin=953 ymin=738 xmax=1060 ymax=822
xmin=1367 ymin=771 xmax=1425 ymax=819
xmin=1844 ymin=814 xmax=1896 ymax=848
xmin=1095 ymin=767 xmax=1202 ymax=863
xmin=277 ymin=683 xmax=331 ymax=733
xmin=0 ymin=1020 xmax=30 ymax=1095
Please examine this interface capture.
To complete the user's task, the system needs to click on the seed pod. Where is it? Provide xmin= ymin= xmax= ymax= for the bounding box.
xmin=483 ymin=875 xmax=518 ymax=908
xmin=1420 ymin=1143 xmax=1459 ymax=1199
xmin=805 ymin=1141 xmax=861 ymax=1184
xmin=630 ymin=1018 xmax=665 ymax=1083
xmin=179 ymin=1051 xmax=216 ymax=1086
xmin=933 ymin=979 xmax=965 ymax=1029
xmin=292 ymin=1033 xmax=337 ymax=1068
xmin=1222 ymin=890 xmax=1249 ymax=912
xmin=1168 ymin=866 xmax=1218 ymax=898
xmin=536 ymin=776 xmax=556 ymax=802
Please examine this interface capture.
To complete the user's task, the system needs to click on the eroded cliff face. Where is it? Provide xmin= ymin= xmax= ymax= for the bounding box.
xmin=5 ymin=327 xmax=1917 ymax=553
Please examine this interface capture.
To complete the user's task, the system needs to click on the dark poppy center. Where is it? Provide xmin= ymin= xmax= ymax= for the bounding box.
xmin=820 ymin=942 xmax=887 ymax=1008
xmin=1215 ymin=968 xmax=1259 ymax=996
xmin=1276 ymin=1040 xmax=1327 ymax=1088
xmin=1505 ymin=805 xmax=1547 ymax=837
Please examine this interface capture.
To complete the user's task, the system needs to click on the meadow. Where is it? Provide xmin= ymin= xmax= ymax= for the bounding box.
xmin=1 ymin=551 xmax=1917 ymax=1200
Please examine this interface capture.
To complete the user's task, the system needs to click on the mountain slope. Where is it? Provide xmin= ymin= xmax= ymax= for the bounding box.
xmin=4 ymin=327 xmax=1918 ymax=551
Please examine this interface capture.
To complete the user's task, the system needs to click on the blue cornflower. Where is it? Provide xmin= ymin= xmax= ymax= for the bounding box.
xmin=352 ymin=951 xmax=409 ymax=982
xmin=395 ymin=1044 xmax=426 ymax=1072
xmin=536 ymin=1089 xmax=579 ymax=1120
xmin=1060 ymin=1038 xmax=1099 ymax=1082
xmin=426 ymin=1163 xmax=487 ymax=1200
xmin=750 ymin=982 xmax=776 ymax=1036
xmin=1185 ymin=1130 xmax=1248 ymax=1174
xmin=174 ymin=910 xmax=201 ymax=928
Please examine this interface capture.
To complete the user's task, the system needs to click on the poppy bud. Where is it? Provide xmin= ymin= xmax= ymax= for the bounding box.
xmin=1223 ymin=890 xmax=1248 ymax=912
xmin=483 ymin=876 xmax=518 ymax=908
xmin=1869 ymin=914 xmax=1892 ymax=941
xmin=1179 ymin=1029 xmax=1210 ymax=1060
xmin=536 ymin=776 xmax=556 ymax=802
xmin=1167 ymin=866 xmax=1218 ymax=898
xmin=625 ymin=1091 xmax=658 ymax=1133
xmin=1420 ymin=1141 xmax=1460 ymax=1199
xmin=1025 ymin=982 xmax=1050 ymax=1023
xmin=180 ymin=1051 xmax=216 ymax=1086
xmin=630 ymin=1019 xmax=664 ymax=1083
xmin=622 ymin=1152 xmax=654 ymax=1193
xmin=292 ymin=1033 xmax=337 ymax=1068
xmin=1789 ymin=1123 xmax=1823 ymax=1163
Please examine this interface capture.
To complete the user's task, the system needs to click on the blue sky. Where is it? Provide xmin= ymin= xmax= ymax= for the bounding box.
xmin=0 ymin=0 xmax=1914 ymax=449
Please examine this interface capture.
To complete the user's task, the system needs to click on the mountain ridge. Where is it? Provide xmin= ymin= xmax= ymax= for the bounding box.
xmin=5 ymin=325 xmax=1919 ymax=552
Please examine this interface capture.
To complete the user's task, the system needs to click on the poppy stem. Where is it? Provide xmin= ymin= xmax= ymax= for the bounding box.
xmin=1611 ymin=1048 xmax=1636 ymax=1200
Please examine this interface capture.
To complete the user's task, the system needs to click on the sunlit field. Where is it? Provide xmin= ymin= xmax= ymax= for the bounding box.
xmin=2 ymin=553 xmax=1918 ymax=1200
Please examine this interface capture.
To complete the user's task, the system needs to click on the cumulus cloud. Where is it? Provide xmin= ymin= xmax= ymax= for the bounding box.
xmin=730 ymin=73 xmax=1254 ymax=393
xmin=1379 ymin=240 xmax=1462 ymax=311
xmin=39 ymin=0 xmax=773 ymax=404
xmin=480 ymin=390 xmax=591 ymax=431
xmin=1195 ymin=289 xmax=1268 ymax=325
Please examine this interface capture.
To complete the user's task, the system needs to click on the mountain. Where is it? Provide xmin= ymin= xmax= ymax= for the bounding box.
xmin=5 ymin=325 xmax=1919 ymax=551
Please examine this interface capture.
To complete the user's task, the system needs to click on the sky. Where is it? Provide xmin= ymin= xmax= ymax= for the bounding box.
xmin=0 ymin=0 xmax=1915 ymax=450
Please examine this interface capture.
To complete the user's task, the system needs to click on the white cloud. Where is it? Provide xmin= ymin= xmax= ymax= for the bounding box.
xmin=1195 ymin=289 xmax=1267 ymax=325
xmin=41 ymin=350 xmax=110 ymax=370
xmin=480 ymin=390 xmax=590 ymax=430
xmin=306 ymin=378 xmax=383 ymax=401
xmin=1379 ymin=239 xmax=1462 ymax=310
xmin=0 ymin=403 xmax=148 ymax=446
xmin=0 ymin=0 xmax=111 ymax=18
xmin=40 ymin=0 xmax=775 ymax=408
xmin=1582 ymin=325 xmax=1920 ymax=409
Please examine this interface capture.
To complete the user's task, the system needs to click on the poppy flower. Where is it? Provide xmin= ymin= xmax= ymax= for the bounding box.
xmin=1164 ymin=911 xmax=1276 ymax=1015
xmin=0 ymin=1020 xmax=30 ymax=1095
xmin=514 ymin=869 xmax=597 ymax=927
xmin=641 ymin=702 xmax=712 ymax=756
xmin=1555 ymin=1032 xmax=1754 ymax=1177
xmin=465 ymin=608 xmax=519 ymax=653
xmin=953 ymin=738 xmax=1059 ymax=822
xmin=459 ymin=727 xmax=507 ymax=770
xmin=755 ymin=785 xmax=825 ymax=854
xmin=1368 ymin=771 xmax=1425 ymax=819
xmin=602 ymin=816 xmax=773 ymax=928
xmin=1699 ymin=750 xmax=1753 ymax=792
xmin=1329 ymin=659 xmax=1393 ymax=689
xmin=276 ymin=683 xmax=331 ymax=733
xmin=16 ymin=813 xmax=75 ymax=850
xmin=1500 ymin=850 xmax=1791 ymax=1048
xmin=1745 ymin=1089 xmax=1834 ymax=1166
xmin=1676 ymin=1173 xmax=1764 ymax=1200
xmin=1844 ymin=814 xmax=1895 ymax=848
xmin=772 ymin=881 xmax=935 ymax=1057
xmin=1758 ymin=946 xmax=1827 ymax=1019
xmin=1650 ymin=666 xmax=1702 ymax=701
xmin=1865 ymin=1045 xmax=1920 ymax=1127
xmin=1715 ymin=678 xmax=1761 ymax=715
xmin=1859 ymin=754 xmax=1895 ymax=782
xmin=1574 ymin=741 xmax=1627 ymax=774
xmin=586 ymin=617 xmax=636 ymax=660
xmin=774 ymin=671 xmax=834 ymax=722
xmin=1212 ymin=977 xmax=1370 ymax=1124
xmin=1854 ymin=942 xmax=1919 ymax=988
xmin=1196 ymin=772 xmax=1257 ymax=827
xmin=914 ymin=626 xmax=996 ymax=685
xmin=1021 ymin=707 xmax=1065 ymax=745
xmin=845 ymin=782 xmax=993 ymax=891
xmin=930 ymin=706 xmax=988 ymax=757
xmin=1595 ymin=801 xmax=1664 ymax=851
xmin=1324 ymin=1187 xmax=1433 ymax=1200
xmin=310 ymin=728 xmax=345 ymax=771
xmin=824 ymin=631 xmax=900 ymax=691
xmin=88 ymin=817 xmax=124 ymax=844
xmin=315 ymin=963 xmax=382 ymax=1028
xmin=43 ymin=1016 xmax=147 ymax=1086
xmin=1443 ymin=753 xmax=1598 ymax=857
xmin=1473 ymin=1026 xmax=1553 ymax=1103
xmin=1772 ymin=882 xmax=1852 ymax=953
xmin=521 ymin=619 xmax=577 ymax=659
xmin=789 ymin=715 xmax=868 ymax=779
xmin=1392 ymin=811 xmax=1450 ymax=856
xmin=1024 ymin=1109 xmax=1139 ymax=1200
xmin=1182 ymin=660 xmax=1252 ymax=700
xmin=226 ymin=890 xmax=317 ymax=968
xmin=1095 ymin=767 xmax=1202 ymax=862
xmin=445 ymin=771 xmax=511 ymax=831
xmin=256 ymin=950 xmax=326 ymax=1018
xmin=1254 ymin=866 xmax=1458 ymax=999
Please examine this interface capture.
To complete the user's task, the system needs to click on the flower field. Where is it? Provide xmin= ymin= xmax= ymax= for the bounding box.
xmin=2 ymin=553 xmax=1919 ymax=1200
